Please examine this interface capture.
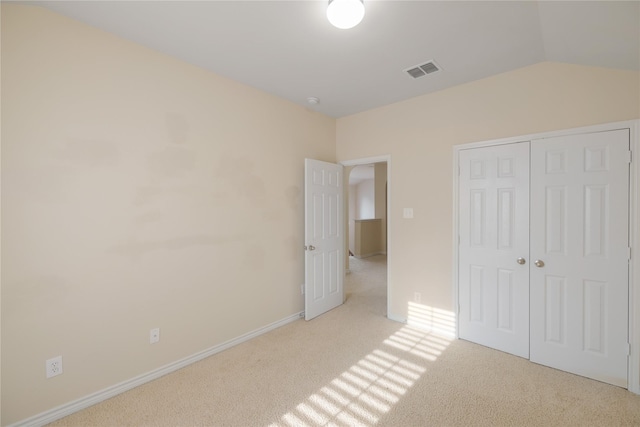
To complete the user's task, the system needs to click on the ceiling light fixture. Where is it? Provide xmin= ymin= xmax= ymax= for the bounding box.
xmin=327 ymin=0 xmax=365 ymax=30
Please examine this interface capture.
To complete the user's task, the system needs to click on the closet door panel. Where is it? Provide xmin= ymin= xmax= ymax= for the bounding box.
xmin=458 ymin=142 xmax=530 ymax=358
xmin=530 ymin=129 xmax=630 ymax=388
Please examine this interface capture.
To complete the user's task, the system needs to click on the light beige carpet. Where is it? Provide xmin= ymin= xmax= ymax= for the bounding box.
xmin=50 ymin=255 xmax=640 ymax=426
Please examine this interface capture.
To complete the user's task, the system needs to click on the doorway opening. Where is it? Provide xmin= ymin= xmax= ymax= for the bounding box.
xmin=342 ymin=156 xmax=390 ymax=318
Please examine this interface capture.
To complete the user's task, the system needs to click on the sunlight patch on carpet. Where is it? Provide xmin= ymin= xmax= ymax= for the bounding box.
xmin=270 ymin=305 xmax=455 ymax=427
xmin=407 ymin=302 xmax=456 ymax=337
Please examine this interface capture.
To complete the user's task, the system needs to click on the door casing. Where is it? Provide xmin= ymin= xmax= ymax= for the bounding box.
xmin=453 ymin=119 xmax=640 ymax=394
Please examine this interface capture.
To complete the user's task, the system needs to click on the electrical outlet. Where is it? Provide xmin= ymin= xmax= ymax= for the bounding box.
xmin=46 ymin=356 xmax=63 ymax=378
xmin=150 ymin=328 xmax=160 ymax=344
xmin=414 ymin=292 xmax=421 ymax=303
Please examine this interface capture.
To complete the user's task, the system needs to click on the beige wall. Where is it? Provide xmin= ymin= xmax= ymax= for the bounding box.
xmin=354 ymin=178 xmax=375 ymax=219
xmin=1 ymin=4 xmax=335 ymax=424
xmin=353 ymin=219 xmax=383 ymax=258
xmin=336 ymin=62 xmax=640 ymax=322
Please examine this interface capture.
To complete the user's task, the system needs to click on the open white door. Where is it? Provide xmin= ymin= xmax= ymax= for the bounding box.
xmin=304 ymin=159 xmax=345 ymax=320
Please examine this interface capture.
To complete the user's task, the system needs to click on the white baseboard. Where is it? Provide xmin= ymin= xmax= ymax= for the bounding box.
xmin=354 ymin=251 xmax=384 ymax=259
xmin=387 ymin=314 xmax=406 ymax=324
xmin=9 ymin=311 xmax=304 ymax=427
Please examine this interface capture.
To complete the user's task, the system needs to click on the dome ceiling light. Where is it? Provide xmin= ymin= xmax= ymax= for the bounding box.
xmin=327 ymin=0 xmax=365 ymax=30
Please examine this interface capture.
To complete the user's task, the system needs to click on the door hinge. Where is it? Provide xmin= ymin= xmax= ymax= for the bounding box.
xmin=626 ymin=342 xmax=631 ymax=356
xmin=629 ymin=247 xmax=632 ymax=261
xmin=628 ymin=151 xmax=633 ymax=163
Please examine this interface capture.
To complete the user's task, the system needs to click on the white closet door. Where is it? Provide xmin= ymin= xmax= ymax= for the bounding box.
xmin=458 ymin=142 xmax=530 ymax=358
xmin=530 ymin=130 xmax=630 ymax=387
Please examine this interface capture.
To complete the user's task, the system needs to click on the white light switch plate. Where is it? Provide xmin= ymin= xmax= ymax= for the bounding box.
xmin=403 ymin=208 xmax=414 ymax=219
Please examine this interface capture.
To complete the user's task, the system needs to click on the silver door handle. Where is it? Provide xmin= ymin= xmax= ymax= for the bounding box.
xmin=517 ymin=257 xmax=526 ymax=265
xmin=307 ymin=245 xmax=316 ymax=251
xmin=534 ymin=259 xmax=545 ymax=268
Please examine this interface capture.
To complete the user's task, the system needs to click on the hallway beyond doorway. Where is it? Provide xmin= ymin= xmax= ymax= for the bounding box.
xmin=346 ymin=254 xmax=387 ymax=317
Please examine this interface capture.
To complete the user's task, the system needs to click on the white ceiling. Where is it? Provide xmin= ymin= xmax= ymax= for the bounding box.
xmin=31 ymin=1 xmax=640 ymax=118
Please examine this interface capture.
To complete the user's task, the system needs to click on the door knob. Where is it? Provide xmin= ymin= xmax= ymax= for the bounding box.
xmin=516 ymin=257 xmax=526 ymax=265
xmin=308 ymin=245 xmax=316 ymax=251
xmin=534 ymin=259 xmax=545 ymax=268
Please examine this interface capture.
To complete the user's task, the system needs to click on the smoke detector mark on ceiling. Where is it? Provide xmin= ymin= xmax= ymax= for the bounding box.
xmin=405 ymin=60 xmax=441 ymax=79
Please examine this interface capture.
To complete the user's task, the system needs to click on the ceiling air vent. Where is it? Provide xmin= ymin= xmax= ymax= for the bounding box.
xmin=405 ymin=60 xmax=441 ymax=79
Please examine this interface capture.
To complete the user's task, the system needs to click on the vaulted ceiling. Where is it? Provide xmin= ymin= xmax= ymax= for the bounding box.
xmin=32 ymin=1 xmax=640 ymax=118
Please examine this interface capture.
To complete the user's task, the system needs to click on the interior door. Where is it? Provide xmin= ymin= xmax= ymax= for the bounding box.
xmin=458 ymin=142 xmax=530 ymax=358
xmin=304 ymin=159 xmax=345 ymax=320
xmin=530 ymin=130 xmax=630 ymax=387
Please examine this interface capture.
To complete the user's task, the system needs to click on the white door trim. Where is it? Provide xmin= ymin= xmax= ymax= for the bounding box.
xmin=340 ymin=155 xmax=392 ymax=320
xmin=453 ymin=119 xmax=640 ymax=394
xmin=630 ymin=119 xmax=640 ymax=394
